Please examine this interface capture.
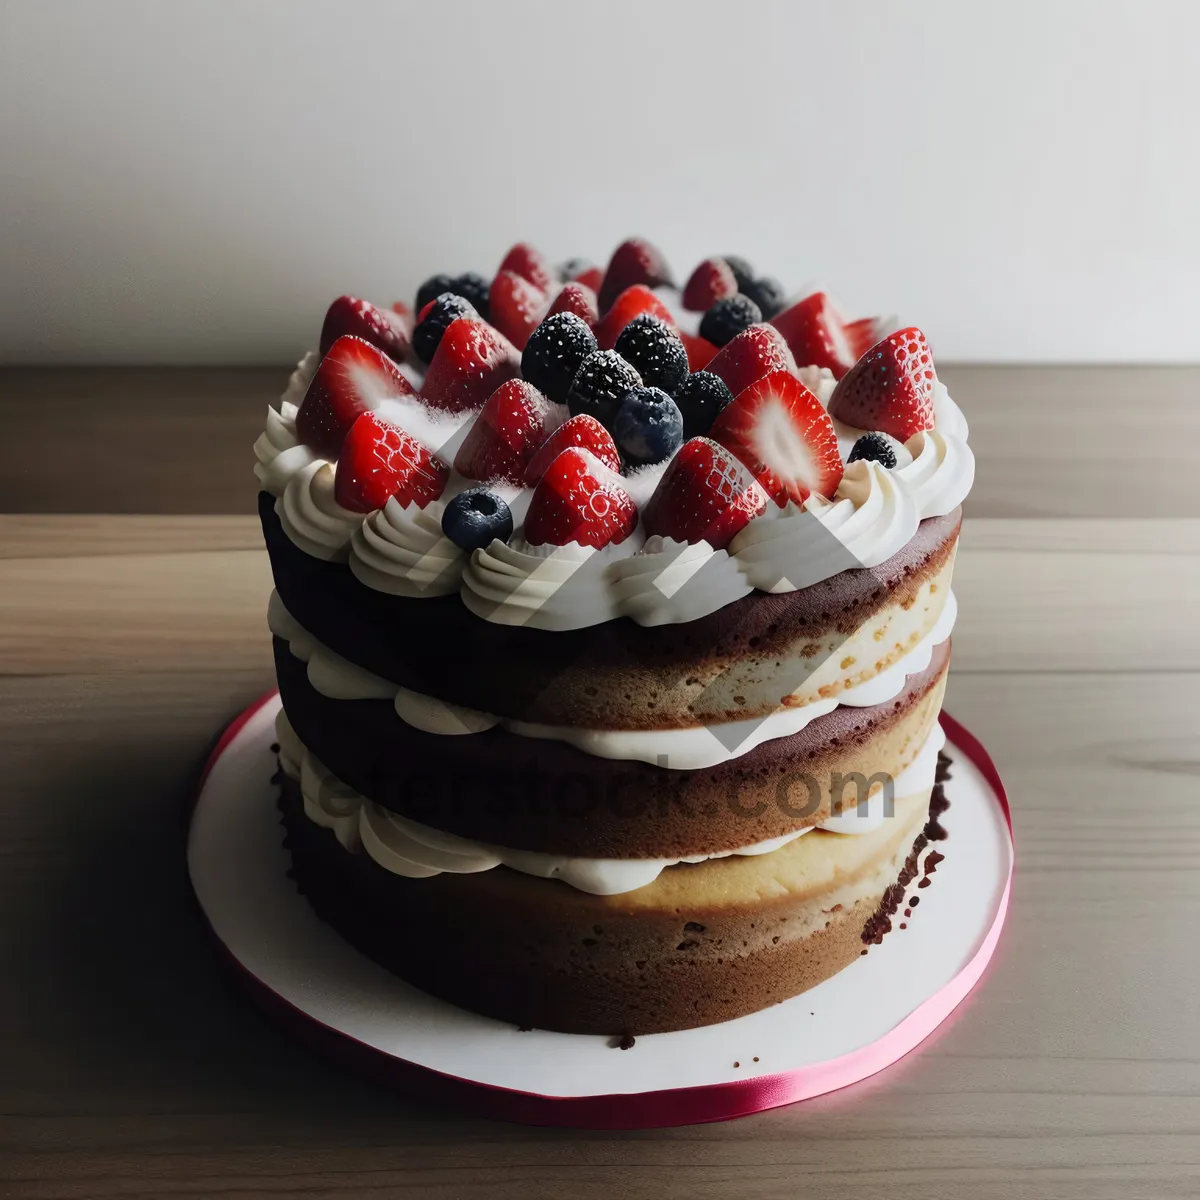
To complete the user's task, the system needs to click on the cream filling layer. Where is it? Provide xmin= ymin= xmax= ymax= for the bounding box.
xmin=276 ymin=709 xmax=945 ymax=897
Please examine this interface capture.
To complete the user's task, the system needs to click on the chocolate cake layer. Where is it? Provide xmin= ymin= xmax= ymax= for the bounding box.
xmin=276 ymin=635 xmax=948 ymax=857
xmin=261 ymin=491 xmax=960 ymax=729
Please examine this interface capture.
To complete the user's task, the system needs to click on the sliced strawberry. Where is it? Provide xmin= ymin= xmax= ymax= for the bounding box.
xmin=827 ymin=327 xmax=937 ymax=441
xmin=641 ymin=437 xmax=768 ymax=550
xmin=704 ymin=324 xmax=795 ymax=397
xmin=498 ymin=242 xmax=556 ymax=293
xmin=319 ymin=296 xmax=410 ymax=362
xmin=680 ymin=330 xmax=719 ymax=372
xmin=333 ymin=412 xmax=448 ymax=513
xmin=295 ymin=335 xmax=416 ymax=458
xmin=770 ymin=292 xmax=866 ymax=378
xmin=547 ymin=281 xmax=600 ymax=327
xmin=681 ymin=258 xmax=739 ymax=312
xmin=522 ymin=414 xmax=620 ymax=486
xmin=420 ymin=317 xmax=521 ymax=415
xmin=597 ymin=238 xmax=673 ymax=313
xmin=522 ymin=447 xmax=638 ymax=549
xmin=709 ymin=370 xmax=843 ymax=506
xmin=488 ymin=269 xmax=547 ymax=351
xmin=593 ymin=284 xmax=676 ymax=351
xmin=453 ymin=379 xmax=555 ymax=485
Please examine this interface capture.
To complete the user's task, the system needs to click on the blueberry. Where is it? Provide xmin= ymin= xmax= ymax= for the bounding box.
xmin=673 ymin=371 xmax=735 ymax=438
xmin=847 ymin=432 xmax=899 ymax=469
xmin=522 ymin=312 xmax=599 ymax=405
xmin=452 ymin=272 xmax=490 ymax=319
xmin=614 ymin=314 xmax=689 ymax=394
xmin=565 ymin=349 xmax=643 ymax=428
xmin=441 ymin=487 xmax=513 ymax=551
xmin=722 ymin=255 xmax=756 ymax=291
xmin=416 ymin=273 xmax=457 ymax=312
xmin=699 ymin=294 xmax=763 ymax=347
xmin=742 ymin=276 xmax=786 ymax=320
xmin=413 ymin=293 xmax=474 ymax=364
xmin=613 ymin=387 xmax=684 ymax=466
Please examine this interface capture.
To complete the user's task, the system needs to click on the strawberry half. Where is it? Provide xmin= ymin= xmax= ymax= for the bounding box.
xmin=319 ymin=296 xmax=411 ymax=362
xmin=593 ymin=284 xmax=676 ymax=351
xmin=295 ymin=335 xmax=417 ymax=458
xmin=680 ymin=330 xmax=719 ymax=372
xmin=498 ymin=242 xmax=556 ymax=293
xmin=704 ymin=324 xmax=796 ymax=398
xmin=597 ymin=238 xmax=673 ymax=313
xmin=827 ymin=327 xmax=937 ymax=441
xmin=522 ymin=447 xmax=638 ymax=549
xmin=642 ymin=437 xmax=768 ymax=550
xmin=420 ymin=316 xmax=521 ymax=414
xmin=547 ymin=281 xmax=600 ymax=327
xmin=770 ymin=292 xmax=869 ymax=379
xmin=682 ymin=258 xmax=739 ymax=312
xmin=453 ymin=379 xmax=556 ymax=485
xmin=333 ymin=412 xmax=449 ymax=513
xmin=488 ymin=269 xmax=547 ymax=351
xmin=522 ymin=413 xmax=620 ymax=486
xmin=709 ymin=370 xmax=843 ymax=506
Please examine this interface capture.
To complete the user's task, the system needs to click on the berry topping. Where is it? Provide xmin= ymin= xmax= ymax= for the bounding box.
xmin=295 ymin=335 xmax=416 ymax=458
xmin=722 ymin=255 xmax=756 ymax=290
xmin=416 ymin=273 xmax=457 ymax=312
xmin=704 ymin=323 xmax=796 ymax=397
xmin=597 ymin=238 xmax=673 ymax=312
xmin=523 ymin=414 xmax=620 ymax=486
xmin=565 ymin=349 xmax=643 ymax=428
xmin=319 ymin=296 xmax=410 ymax=362
xmin=559 ymin=258 xmax=604 ymax=293
xmin=827 ymin=327 xmax=937 ymax=441
xmin=488 ymin=268 xmax=547 ymax=351
xmin=614 ymin=314 xmax=689 ymax=394
xmin=412 ymin=293 xmax=475 ymax=364
xmin=699 ymin=294 xmax=763 ymax=347
xmin=709 ymin=370 xmax=843 ymax=506
xmin=523 ymin=447 xmax=638 ymax=550
xmin=674 ymin=370 xmax=735 ymax=439
xmin=593 ymin=284 xmax=677 ymax=351
xmin=613 ymin=386 xmax=684 ymax=466
xmin=769 ymin=291 xmax=863 ymax=378
xmin=847 ymin=431 xmax=900 ymax=469
xmin=453 ymin=378 xmax=555 ymax=485
xmin=498 ymin=243 xmax=556 ymax=293
xmin=546 ymin=281 xmax=600 ymax=327
xmin=441 ymin=486 xmax=514 ymax=551
xmin=679 ymin=330 xmax=719 ymax=372
xmin=521 ymin=312 xmax=598 ymax=405
xmin=450 ymin=272 xmax=491 ymax=318
xmin=681 ymin=258 xmax=739 ymax=312
xmin=642 ymin=437 xmax=768 ymax=550
xmin=420 ymin=317 xmax=521 ymax=414
xmin=741 ymin=276 xmax=786 ymax=320
xmin=333 ymin=412 xmax=448 ymax=513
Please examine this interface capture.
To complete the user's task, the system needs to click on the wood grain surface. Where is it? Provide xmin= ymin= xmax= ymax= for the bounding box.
xmin=2 ymin=367 xmax=1198 ymax=1199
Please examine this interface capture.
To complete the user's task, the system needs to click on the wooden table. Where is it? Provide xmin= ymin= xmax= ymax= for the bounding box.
xmin=3 ymin=366 xmax=1198 ymax=1199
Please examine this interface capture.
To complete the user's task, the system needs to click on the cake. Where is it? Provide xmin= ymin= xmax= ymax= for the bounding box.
xmin=253 ymin=239 xmax=974 ymax=1036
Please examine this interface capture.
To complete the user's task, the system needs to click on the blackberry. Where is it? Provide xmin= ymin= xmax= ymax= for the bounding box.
xmin=673 ymin=371 xmax=735 ymax=439
xmin=565 ymin=350 xmax=643 ymax=429
xmin=699 ymin=294 xmax=762 ymax=347
xmin=847 ymin=432 xmax=899 ymax=469
xmin=742 ymin=276 xmax=786 ymax=319
xmin=613 ymin=386 xmax=684 ymax=466
xmin=722 ymin=255 xmax=756 ymax=291
xmin=452 ymin=272 xmax=491 ymax=319
xmin=522 ymin=313 xmax=598 ymax=405
xmin=614 ymin=314 xmax=689 ymax=394
xmin=416 ymin=273 xmax=456 ymax=313
xmin=413 ymin=293 xmax=474 ymax=364
xmin=441 ymin=487 xmax=513 ymax=551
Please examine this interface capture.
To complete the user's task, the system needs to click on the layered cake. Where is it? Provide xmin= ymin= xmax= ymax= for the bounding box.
xmin=254 ymin=239 xmax=974 ymax=1035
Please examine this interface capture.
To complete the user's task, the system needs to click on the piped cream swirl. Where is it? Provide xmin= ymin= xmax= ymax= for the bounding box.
xmin=276 ymin=460 xmax=361 ymax=561
xmin=349 ymin=497 xmax=466 ymax=597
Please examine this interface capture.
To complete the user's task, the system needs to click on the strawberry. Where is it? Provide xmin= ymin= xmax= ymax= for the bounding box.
xmin=704 ymin=324 xmax=795 ymax=398
xmin=488 ymin=269 xmax=547 ymax=351
xmin=827 ymin=327 xmax=937 ymax=441
xmin=597 ymin=238 xmax=673 ymax=313
xmin=546 ymin=281 xmax=600 ymax=327
xmin=319 ymin=296 xmax=410 ymax=362
xmin=295 ymin=335 xmax=416 ymax=458
xmin=708 ymin=370 xmax=843 ymax=506
xmin=593 ymin=284 xmax=676 ymax=351
xmin=522 ymin=414 xmax=620 ymax=486
xmin=453 ymin=379 xmax=555 ymax=485
xmin=681 ymin=257 xmax=739 ymax=312
xmin=498 ymin=242 xmax=556 ymax=293
xmin=333 ymin=412 xmax=449 ymax=513
xmin=642 ymin=437 xmax=768 ymax=550
xmin=562 ymin=259 xmax=604 ymax=293
xmin=770 ymin=292 xmax=867 ymax=379
xmin=680 ymin=330 xmax=719 ymax=372
xmin=420 ymin=316 xmax=521 ymax=414
xmin=522 ymin=447 xmax=638 ymax=549
xmin=844 ymin=316 xmax=888 ymax=361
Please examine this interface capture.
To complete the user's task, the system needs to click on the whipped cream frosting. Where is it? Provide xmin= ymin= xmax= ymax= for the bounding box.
xmin=277 ymin=708 xmax=946 ymax=896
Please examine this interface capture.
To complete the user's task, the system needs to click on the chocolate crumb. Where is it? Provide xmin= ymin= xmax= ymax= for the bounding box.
xmin=904 ymin=908 xmax=911 ymax=917
xmin=909 ymin=896 xmax=920 ymax=907
xmin=733 ymin=1061 xmax=740 ymax=1068
xmin=610 ymin=1033 xmax=636 ymax=1050
xmin=753 ymin=1056 xmax=759 ymax=1062
xmin=900 ymin=922 xmax=907 ymax=929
